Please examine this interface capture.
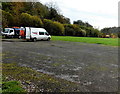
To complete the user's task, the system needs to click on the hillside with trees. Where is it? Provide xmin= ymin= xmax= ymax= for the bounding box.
xmin=2 ymin=2 xmax=119 ymax=37
xmin=101 ymin=27 xmax=120 ymax=38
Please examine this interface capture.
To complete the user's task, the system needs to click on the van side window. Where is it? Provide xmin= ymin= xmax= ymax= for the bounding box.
xmin=39 ymin=32 xmax=44 ymax=35
xmin=10 ymin=30 xmax=13 ymax=33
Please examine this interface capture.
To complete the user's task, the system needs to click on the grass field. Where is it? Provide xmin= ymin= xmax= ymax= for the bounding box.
xmin=52 ymin=36 xmax=119 ymax=46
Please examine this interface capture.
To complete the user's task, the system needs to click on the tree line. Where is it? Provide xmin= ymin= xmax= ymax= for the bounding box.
xmin=101 ymin=27 xmax=120 ymax=38
xmin=2 ymin=2 xmax=119 ymax=37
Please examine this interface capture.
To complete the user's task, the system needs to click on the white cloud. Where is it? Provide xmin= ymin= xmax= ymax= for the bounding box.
xmin=40 ymin=0 xmax=119 ymax=29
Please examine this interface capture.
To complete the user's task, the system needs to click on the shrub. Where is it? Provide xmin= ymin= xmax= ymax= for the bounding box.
xmin=52 ymin=21 xmax=65 ymax=35
xmin=31 ymin=16 xmax=43 ymax=27
xmin=20 ymin=13 xmax=43 ymax=27
xmin=2 ymin=10 xmax=14 ymax=28
xmin=43 ymin=19 xmax=64 ymax=35
xmin=64 ymin=24 xmax=86 ymax=36
xmin=80 ymin=26 xmax=100 ymax=37
xmin=64 ymin=24 xmax=75 ymax=36
xmin=20 ymin=13 xmax=32 ymax=27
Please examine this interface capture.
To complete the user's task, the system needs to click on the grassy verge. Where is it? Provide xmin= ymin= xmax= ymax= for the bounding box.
xmin=51 ymin=36 xmax=119 ymax=46
xmin=2 ymin=63 xmax=80 ymax=92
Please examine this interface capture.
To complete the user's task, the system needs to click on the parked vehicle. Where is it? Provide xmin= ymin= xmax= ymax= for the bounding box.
xmin=2 ymin=27 xmax=51 ymax=41
xmin=20 ymin=27 xmax=51 ymax=41
xmin=2 ymin=27 xmax=20 ymax=38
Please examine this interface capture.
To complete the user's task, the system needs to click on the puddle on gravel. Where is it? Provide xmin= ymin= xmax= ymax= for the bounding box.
xmin=111 ymin=64 xmax=118 ymax=67
xmin=36 ymin=69 xmax=54 ymax=75
xmin=72 ymin=67 xmax=82 ymax=71
xmin=56 ymin=74 xmax=80 ymax=83
xmin=30 ymin=67 xmax=82 ymax=83
xmin=19 ymin=62 xmax=81 ymax=83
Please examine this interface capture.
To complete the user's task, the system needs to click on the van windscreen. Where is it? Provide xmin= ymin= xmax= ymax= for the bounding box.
xmin=4 ymin=29 xmax=9 ymax=33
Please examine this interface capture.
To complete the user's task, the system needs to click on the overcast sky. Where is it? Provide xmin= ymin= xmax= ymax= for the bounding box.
xmin=40 ymin=0 xmax=119 ymax=29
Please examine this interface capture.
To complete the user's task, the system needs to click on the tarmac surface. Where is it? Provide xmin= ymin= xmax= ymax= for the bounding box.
xmin=2 ymin=39 xmax=118 ymax=92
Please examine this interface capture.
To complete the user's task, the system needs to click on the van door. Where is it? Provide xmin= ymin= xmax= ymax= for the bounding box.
xmin=44 ymin=32 xmax=49 ymax=40
xmin=25 ymin=27 xmax=30 ymax=39
xmin=9 ymin=29 xmax=14 ymax=35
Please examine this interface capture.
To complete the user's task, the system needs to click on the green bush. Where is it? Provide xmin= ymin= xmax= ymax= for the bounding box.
xmin=20 ymin=13 xmax=43 ymax=27
xmin=64 ymin=24 xmax=86 ymax=36
xmin=20 ymin=13 xmax=32 ymax=27
xmin=2 ymin=10 xmax=14 ymax=28
xmin=73 ymin=24 xmax=86 ymax=37
xmin=53 ymin=21 xmax=65 ymax=35
xmin=80 ymin=26 xmax=100 ymax=37
xmin=43 ymin=19 xmax=53 ymax=34
xmin=43 ymin=19 xmax=65 ymax=35
xmin=64 ymin=24 xmax=75 ymax=36
xmin=31 ymin=16 xmax=43 ymax=27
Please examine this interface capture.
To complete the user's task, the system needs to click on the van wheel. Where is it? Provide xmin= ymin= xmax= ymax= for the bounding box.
xmin=47 ymin=37 xmax=50 ymax=41
xmin=32 ymin=38 xmax=37 ymax=42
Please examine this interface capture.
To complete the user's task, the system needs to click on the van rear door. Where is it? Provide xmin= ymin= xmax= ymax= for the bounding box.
xmin=25 ymin=27 xmax=31 ymax=39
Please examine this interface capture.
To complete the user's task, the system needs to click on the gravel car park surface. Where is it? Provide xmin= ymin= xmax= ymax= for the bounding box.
xmin=2 ymin=39 xmax=118 ymax=92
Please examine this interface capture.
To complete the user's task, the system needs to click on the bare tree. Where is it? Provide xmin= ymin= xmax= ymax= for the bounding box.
xmin=45 ymin=1 xmax=61 ymax=15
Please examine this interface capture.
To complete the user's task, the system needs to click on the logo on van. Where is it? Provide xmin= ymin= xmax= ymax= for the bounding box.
xmin=32 ymin=32 xmax=37 ymax=34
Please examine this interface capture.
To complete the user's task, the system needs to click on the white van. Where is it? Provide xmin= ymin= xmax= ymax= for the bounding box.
xmin=2 ymin=28 xmax=20 ymax=38
xmin=2 ymin=28 xmax=14 ymax=37
xmin=21 ymin=27 xmax=51 ymax=41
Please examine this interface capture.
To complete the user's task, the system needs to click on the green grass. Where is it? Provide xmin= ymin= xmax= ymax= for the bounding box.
xmin=2 ymin=81 xmax=25 ymax=93
xmin=51 ymin=36 xmax=119 ymax=46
